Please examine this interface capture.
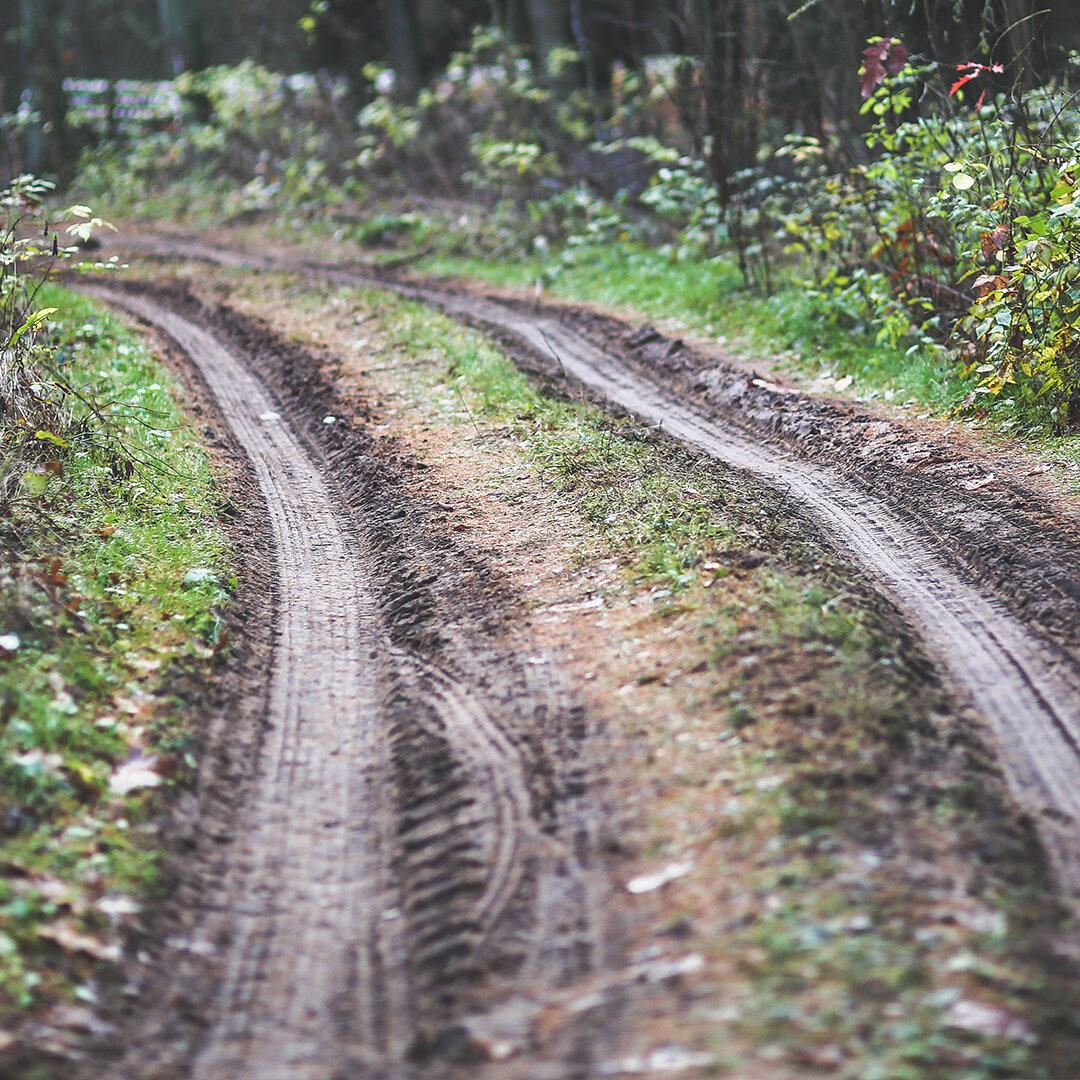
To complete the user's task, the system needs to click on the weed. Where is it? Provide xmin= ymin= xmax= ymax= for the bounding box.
xmin=0 ymin=286 xmax=230 ymax=1019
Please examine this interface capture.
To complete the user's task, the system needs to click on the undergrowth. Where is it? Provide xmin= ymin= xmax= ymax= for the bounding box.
xmin=0 ymin=277 xmax=230 ymax=1022
xmin=66 ymin=28 xmax=1080 ymax=433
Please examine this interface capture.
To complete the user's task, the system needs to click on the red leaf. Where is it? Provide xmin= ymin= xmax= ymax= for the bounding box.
xmin=884 ymin=41 xmax=909 ymax=75
xmin=950 ymin=71 xmax=979 ymax=95
xmin=950 ymin=60 xmax=1003 ymax=99
xmin=860 ymin=38 xmax=909 ymax=99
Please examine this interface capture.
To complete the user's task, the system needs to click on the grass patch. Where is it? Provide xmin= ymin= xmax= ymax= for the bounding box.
xmin=422 ymin=241 xmax=972 ymax=408
xmin=0 ymin=285 xmax=230 ymax=1022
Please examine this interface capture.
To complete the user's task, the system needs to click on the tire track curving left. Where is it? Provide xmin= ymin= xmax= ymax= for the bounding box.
xmin=81 ymin=285 xmax=617 ymax=1079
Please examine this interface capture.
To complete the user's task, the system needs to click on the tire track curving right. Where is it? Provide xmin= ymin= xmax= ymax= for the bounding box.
xmin=400 ymin=286 xmax=1080 ymax=908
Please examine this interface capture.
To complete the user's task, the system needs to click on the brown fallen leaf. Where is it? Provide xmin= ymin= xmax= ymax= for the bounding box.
xmin=38 ymin=920 xmax=121 ymax=963
xmin=112 ymin=687 xmax=156 ymax=718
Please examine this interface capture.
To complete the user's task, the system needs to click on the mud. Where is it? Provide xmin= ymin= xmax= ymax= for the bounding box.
xmin=377 ymin=279 xmax=1080 ymax=908
xmin=77 ymin=230 xmax=1080 ymax=1064
xmin=77 ymin=281 xmax=623 ymax=1080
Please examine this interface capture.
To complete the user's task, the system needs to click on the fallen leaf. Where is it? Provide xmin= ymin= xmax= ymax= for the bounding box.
xmin=113 ymin=687 xmax=155 ymax=717
xmin=600 ymin=1045 xmax=718 ymax=1075
xmin=11 ymin=749 xmax=63 ymax=776
xmin=961 ymin=474 xmax=998 ymax=491
xmin=38 ymin=920 xmax=121 ymax=963
xmin=636 ymin=953 xmax=706 ymax=983
xmin=626 ymin=860 xmax=694 ymax=894
xmin=96 ymin=894 xmax=141 ymax=920
xmin=27 ymin=876 xmax=88 ymax=915
xmin=43 ymin=1002 xmax=116 ymax=1037
xmin=108 ymin=753 xmax=162 ymax=796
xmin=945 ymin=999 xmax=1036 ymax=1043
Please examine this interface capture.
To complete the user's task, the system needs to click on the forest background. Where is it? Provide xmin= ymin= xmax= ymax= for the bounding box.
xmin=6 ymin=1 xmax=1080 ymax=431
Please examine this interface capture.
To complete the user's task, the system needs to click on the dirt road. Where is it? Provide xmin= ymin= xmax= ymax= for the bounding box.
xmin=84 ymin=285 xmax=617 ymax=1079
xmin=72 ymin=233 xmax=1080 ymax=1076
xmin=110 ymin=234 xmax=1080 ymax=898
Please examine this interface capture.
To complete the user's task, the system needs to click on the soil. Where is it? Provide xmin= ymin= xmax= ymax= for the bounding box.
xmin=27 ymin=229 xmax=1080 ymax=1078
xmin=380 ymin=278 xmax=1080 ymax=901
xmin=73 ymin=281 xmax=630 ymax=1080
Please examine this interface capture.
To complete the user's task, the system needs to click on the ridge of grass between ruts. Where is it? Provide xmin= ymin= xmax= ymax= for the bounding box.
xmin=0 ymin=285 xmax=231 ymax=1028
xmin=221 ymin=269 xmax=1080 ymax=1078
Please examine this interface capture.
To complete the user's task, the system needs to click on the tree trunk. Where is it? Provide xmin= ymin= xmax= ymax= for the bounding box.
xmin=493 ymin=0 xmax=533 ymax=48
xmin=379 ymin=0 xmax=422 ymax=98
xmin=20 ymin=0 xmax=70 ymax=180
xmin=525 ymin=0 xmax=571 ymax=68
xmin=641 ymin=0 xmax=674 ymax=55
xmin=158 ymin=0 xmax=206 ymax=77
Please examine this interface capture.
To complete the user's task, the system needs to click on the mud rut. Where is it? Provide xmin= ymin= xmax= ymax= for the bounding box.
xmin=84 ymin=287 xmax=612 ymax=1080
xmin=84 ymin=233 xmax=1080 ymax=1072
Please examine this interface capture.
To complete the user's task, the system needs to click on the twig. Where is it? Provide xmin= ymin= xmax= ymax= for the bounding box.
xmin=539 ymin=328 xmax=566 ymax=376
xmin=453 ymin=379 xmax=482 ymax=436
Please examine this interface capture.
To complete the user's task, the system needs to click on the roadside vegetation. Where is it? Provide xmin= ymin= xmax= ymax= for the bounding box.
xmin=24 ymin=2 xmax=1077 ymax=444
xmin=0 ymin=177 xmax=231 ymax=1031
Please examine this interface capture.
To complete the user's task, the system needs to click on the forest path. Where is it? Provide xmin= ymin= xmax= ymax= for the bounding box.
xmin=82 ymin=283 xmax=615 ymax=1080
xmin=112 ymin=233 xmax=1080 ymax=915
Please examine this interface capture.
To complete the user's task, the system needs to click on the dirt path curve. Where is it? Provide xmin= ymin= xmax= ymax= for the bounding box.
xmin=82 ymin=284 xmax=615 ymax=1079
xmin=407 ymin=286 xmax=1080 ymax=892
xmin=108 ymin=234 xmax=1080 ymax=917
xmin=87 ymin=289 xmax=407 ymax=1078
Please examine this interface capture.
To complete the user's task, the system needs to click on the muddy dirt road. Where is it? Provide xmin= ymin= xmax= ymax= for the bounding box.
xmin=69 ymin=232 xmax=1080 ymax=1078
xmin=83 ymin=285 xmax=617 ymax=1079
xmin=112 ymin=234 xmax=1080 ymax=902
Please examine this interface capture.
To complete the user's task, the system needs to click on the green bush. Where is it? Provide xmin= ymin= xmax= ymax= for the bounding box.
xmin=74 ymin=61 xmax=355 ymax=217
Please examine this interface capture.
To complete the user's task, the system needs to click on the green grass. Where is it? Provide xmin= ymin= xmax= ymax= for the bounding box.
xmin=422 ymin=240 xmax=974 ymax=409
xmin=0 ymin=285 xmax=231 ymax=1017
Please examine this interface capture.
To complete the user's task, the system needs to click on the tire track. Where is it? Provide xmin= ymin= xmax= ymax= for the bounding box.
xmin=123 ymin=232 xmax=1080 ymax=909
xmin=84 ymin=290 xmax=410 ymax=1078
xmin=401 ymin=287 xmax=1080 ymax=899
xmin=83 ymin=285 xmax=612 ymax=1078
xmin=112 ymin=237 xmax=1080 ymax=899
